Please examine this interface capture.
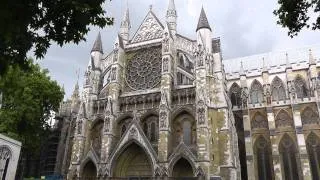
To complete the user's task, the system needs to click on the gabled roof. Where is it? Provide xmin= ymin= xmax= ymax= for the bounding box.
xmin=131 ymin=9 xmax=164 ymax=43
xmin=196 ymin=7 xmax=211 ymax=32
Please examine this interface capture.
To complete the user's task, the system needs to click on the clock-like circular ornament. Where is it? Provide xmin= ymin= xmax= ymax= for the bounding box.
xmin=125 ymin=47 xmax=162 ymax=90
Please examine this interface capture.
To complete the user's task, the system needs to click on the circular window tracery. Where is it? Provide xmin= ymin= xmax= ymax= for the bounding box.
xmin=125 ymin=47 xmax=162 ymax=90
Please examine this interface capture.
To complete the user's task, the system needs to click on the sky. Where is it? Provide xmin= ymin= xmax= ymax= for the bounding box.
xmin=36 ymin=0 xmax=320 ymax=99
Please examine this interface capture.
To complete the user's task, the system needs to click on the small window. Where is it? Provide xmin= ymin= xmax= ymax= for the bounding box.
xmin=183 ymin=121 xmax=192 ymax=145
xmin=150 ymin=122 xmax=156 ymax=142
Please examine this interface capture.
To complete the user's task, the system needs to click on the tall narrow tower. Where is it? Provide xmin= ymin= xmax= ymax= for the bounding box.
xmin=166 ymin=0 xmax=177 ymax=35
xmin=120 ymin=1 xmax=131 ymax=43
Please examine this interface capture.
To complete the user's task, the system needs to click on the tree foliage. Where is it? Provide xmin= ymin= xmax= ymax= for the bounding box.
xmin=0 ymin=59 xmax=64 ymax=151
xmin=0 ymin=0 xmax=114 ymax=74
xmin=274 ymin=0 xmax=320 ymax=37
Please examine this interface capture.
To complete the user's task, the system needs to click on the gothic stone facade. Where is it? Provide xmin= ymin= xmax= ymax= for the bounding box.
xmin=58 ymin=1 xmax=320 ymax=180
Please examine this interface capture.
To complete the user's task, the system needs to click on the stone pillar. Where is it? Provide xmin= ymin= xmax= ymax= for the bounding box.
xmin=292 ymin=106 xmax=311 ymax=179
xmin=243 ymin=110 xmax=254 ymax=180
xmin=266 ymin=108 xmax=282 ymax=180
xmin=158 ymin=27 xmax=174 ymax=164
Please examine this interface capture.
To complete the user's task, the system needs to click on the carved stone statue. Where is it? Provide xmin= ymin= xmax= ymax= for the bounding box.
xmin=113 ymin=43 xmax=119 ymax=62
xmin=111 ymin=67 xmax=116 ymax=81
xmin=77 ymin=119 xmax=83 ymax=134
xmin=104 ymin=117 xmax=110 ymax=132
xmin=241 ymin=87 xmax=248 ymax=108
xmin=162 ymin=32 xmax=169 ymax=53
xmin=197 ymin=100 xmax=206 ymax=125
xmin=163 ymin=58 xmax=169 ymax=72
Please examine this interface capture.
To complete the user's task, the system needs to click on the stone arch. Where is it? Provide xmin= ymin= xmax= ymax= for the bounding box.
xmin=81 ymin=160 xmax=97 ymax=179
xmin=168 ymin=152 xmax=196 ymax=177
xmin=250 ymin=79 xmax=264 ymax=104
xmin=306 ymin=132 xmax=320 ymax=180
xmin=110 ymin=140 xmax=154 ymax=177
xmin=275 ymin=109 xmax=294 ymax=128
xmin=253 ymin=135 xmax=273 ymax=180
xmin=171 ymin=110 xmax=196 ymax=149
xmin=171 ymin=158 xmax=194 ymax=177
xmin=295 ymin=75 xmax=309 ymax=99
xmin=301 ymin=106 xmax=319 ymax=125
xmin=251 ymin=111 xmax=269 ymax=129
xmin=0 ymin=146 xmax=12 ymax=180
xmin=171 ymin=106 xmax=195 ymax=121
xmin=278 ymin=133 xmax=300 ymax=180
xmin=271 ymin=76 xmax=286 ymax=101
xmin=229 ymin=82 xmax=242 ymax=108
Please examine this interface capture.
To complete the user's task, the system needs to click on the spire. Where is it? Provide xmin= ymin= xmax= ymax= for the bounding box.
xmin=121 ymin=0 xmax=131 ymax=29
xmin=286 ymin=52 xmax=291 ymax=69
xmin=262 ymin=57 xmax=267 ymax=72
xmin=91 ymin=32 xmax=103 ymax=53
xmin=168 ymin=0 xmax=176 ymax=10
xmin=309 ymin=49 xmax=316 ymax=65
xmin=240 ymin=61 xmax=245 ymax=76
xmin=196 ymin=7 xmax=211 ymax=32
xmin=166 ymin=0 xmax=177 ymax=34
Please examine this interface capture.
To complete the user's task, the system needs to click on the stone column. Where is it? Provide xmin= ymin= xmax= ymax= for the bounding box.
xmin=243 ymin=110 xmax=254 ymax=180
xmin=292 ymin=106 xmax=311 ymax=179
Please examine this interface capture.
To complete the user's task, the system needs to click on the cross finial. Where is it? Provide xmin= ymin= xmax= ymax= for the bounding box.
xmin=149 ymin=5 xmax=153 ymax=10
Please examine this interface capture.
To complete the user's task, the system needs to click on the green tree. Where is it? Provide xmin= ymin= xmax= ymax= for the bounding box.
xmin=0 ymin=0 xmax=114 ymax=74
xmin=274 ymin=0 xmax=320 ymax=37
xmin=0 ymin=59 xmax=64 ymax=152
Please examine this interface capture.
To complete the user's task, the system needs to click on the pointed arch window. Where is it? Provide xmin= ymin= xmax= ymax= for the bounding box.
xmin=295 ymin=76 xmax=309 ymax=98
xmin=229 ymin=83 xmax=242 ymax=108
xmin=306 ymin=132 xmax=320 ymax=180
xmin=150 ymin=122 xmax=156 ymax=142
xmin=271 ymin=77 xmax=286 ymax=101
xmin=275 ymin=110 xmax=293 ymax=128
xmin=183 ymin=120 xmax=192 ymax=145
xmin=301 ymin=107 xmax=319 ymax=125
xmin=254 ymin=136 xmax=273 ymax=180
xmin=0 ymin=146 xmax=11 ymax=180
xmin=251 ymin=112 xmax=269 ymax=129
xmin=279 ymin=134 xmax=300 ymax=180
xmin=250 ymin=80 xmax=264 ymax=104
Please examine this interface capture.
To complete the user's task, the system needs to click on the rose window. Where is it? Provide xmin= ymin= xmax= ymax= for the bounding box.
xmin=126 ymin=47 xmax=162 ymax=90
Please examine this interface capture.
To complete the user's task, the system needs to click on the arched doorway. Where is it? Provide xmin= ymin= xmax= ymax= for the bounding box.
xmin=81 ymin=160 xmax=97 ymax=179
xmin=172 ymin=158 xmax=194 ymax=178
xmin=112 ymin=143 xmax=152 ymax=178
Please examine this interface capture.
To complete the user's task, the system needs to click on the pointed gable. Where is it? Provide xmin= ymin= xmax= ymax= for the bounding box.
xmin=131 ymin=10 xmax=164 ymax=43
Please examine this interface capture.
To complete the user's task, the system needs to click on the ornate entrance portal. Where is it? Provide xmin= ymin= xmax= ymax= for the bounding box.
xmin=82 ymin=161 xmax=97 ymax=179
xmin=113 ymin=143 xmax=152 ymax=178
xmin=172 ymin=158 xmax=194 ymax=178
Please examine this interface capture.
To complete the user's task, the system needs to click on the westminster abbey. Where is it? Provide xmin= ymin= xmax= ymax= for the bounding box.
xmin=56 ymin=0 xmax=320 ymax=179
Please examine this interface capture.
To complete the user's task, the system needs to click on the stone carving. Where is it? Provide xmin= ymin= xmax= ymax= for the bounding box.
xmin=162 ymin=32 xmax=169 ymax=53
xmin=125 ymin=47 xmax=162 ymax=90
xmin=194 ymin=44 xmax=205 ymax=67
xmin=77 ymin=119 xmax=83 ymax=134
xmin=301 ymin=107 xmax=319 ymax=125
xmin=264 ymin=84 xmax=271 ymax=104
xmin=197 ymin=100 xmax=206 ymax=125
xmin=104 ymin=117 xmax=110 ymax=132
xmin=251 ymin=113 xmax=268 ymax=129
xmin=131 ymin=13 xmax=163 ymax=43
xmin=111 ymin=67 xmax=116 ymax=81
xmin=275 ymin=110 xmax=293 ymax=128
xmin=159 ymin=111 xmax=167 ymax=128
xmin=176 ymin=35 xmax=196 ymax=55
xmin=113 ymin=43 xmax=119 ymax=62
xmin=0 ymin=146 xmax=11 ymax=161
xmin=84 ymin=70 xmax=91 ymax=85
xmin=241 ymin=87 xmax=248 ymax=108
xmin=129 ymin=128 xmax=138 ymax=138
xmin=163 ymin=57 xmax=169 ymax=72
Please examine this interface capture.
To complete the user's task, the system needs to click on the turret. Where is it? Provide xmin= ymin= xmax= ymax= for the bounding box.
xmin=120 ymin=1 xmax=131 ymax=43
xmin=70 ymin=81 xmax=80 ymax=114
xmin=166 ymin=0 xmax=177 ymax=35
xmin=196 ymin=7 xmax=212 ymax=53
xmin=91 ymin=32 xmax=103 ymax=68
